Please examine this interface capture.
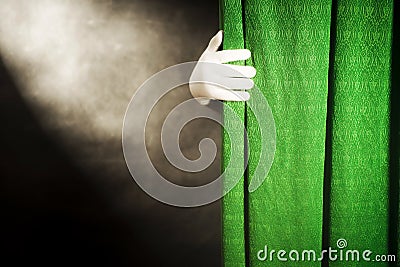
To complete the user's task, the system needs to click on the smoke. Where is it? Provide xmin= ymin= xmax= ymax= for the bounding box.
xmin=0 ymin=0 xmax=186 ymax=147
xmin=0 ymin=0 xmax=220 ymax=182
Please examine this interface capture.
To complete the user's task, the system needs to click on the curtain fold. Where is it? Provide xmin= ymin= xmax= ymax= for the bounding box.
xmin=221 ymin=0 xmax=246 ymax=266
xmin=221 ymin=0 xmax=398 ymax=266
xmin=327 ymin=1 xmax=393 ymax=267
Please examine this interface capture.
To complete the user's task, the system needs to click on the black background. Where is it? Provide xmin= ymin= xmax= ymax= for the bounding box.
xmin=0 ymin=0 xmax=221 ymax=266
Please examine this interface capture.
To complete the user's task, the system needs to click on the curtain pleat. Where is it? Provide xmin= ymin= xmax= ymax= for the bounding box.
xmin=221 ymin=0 xmax=246 ymax=266
xmin=244 ymin=0 xmax=331 ymax=266
xmin=327 ymin=1 xmax=393 ymax=266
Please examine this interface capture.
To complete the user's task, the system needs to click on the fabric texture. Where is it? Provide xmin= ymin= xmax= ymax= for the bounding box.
xmin=221 ymin=0 xmax=246 ymax=266
xmin=221 ymin=0 xmax=398 ymax=266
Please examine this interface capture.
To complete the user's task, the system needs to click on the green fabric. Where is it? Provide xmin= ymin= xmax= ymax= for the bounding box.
xmin=245 ymin=1 xmax=331 ymax=266
xmin=221 ymin=0 xmax=398 ymax=266
xmin=328 ymin=1 xmax=393 ymax=266
xmin=221 ymin=0 xmax=246 ymax=266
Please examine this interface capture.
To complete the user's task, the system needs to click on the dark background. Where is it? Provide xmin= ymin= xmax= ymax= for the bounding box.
xmin=0 ymin=0 xmax=221 ymax=266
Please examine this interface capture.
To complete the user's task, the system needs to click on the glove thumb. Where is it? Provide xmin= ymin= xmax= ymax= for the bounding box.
xmin=206 ymin=30 xmax=223 ymax=52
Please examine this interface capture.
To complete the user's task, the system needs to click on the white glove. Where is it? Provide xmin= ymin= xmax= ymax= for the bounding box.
xmin=189 ymin=30 xmax=256 ymax=105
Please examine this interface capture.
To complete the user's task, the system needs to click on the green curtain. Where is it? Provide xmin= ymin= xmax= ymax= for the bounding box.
xmin=221 ymin=0 xmax=399 ymax=266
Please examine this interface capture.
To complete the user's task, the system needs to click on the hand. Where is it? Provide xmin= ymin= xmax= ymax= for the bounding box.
xmin=189 ymin=30 xmax=256 ymax=105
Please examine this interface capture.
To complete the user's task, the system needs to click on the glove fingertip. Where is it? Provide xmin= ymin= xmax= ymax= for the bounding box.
xmin=242 ymin=49 xmax=251 ymax=60
xmin=199 ymin=98 xmax=211 ymax=105
xmin=207 ymin=30 xmax=223 ymax=52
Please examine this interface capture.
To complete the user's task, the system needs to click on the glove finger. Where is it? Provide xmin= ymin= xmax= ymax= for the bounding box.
xmin=224 ymin=64 xmax=256 ymax=78
xmin=205 ymin=85 xmax=250 ymax=101
xmin=194 ymin=98 xmax=211 ymax=105
xmin=220 ymin=77 xmax=254 ymax=90
xmin=213 ymin=87 xmax=250 ymax=101
xmin=216 ymin=49 xmax=251 ymax=63
xmin=206 ymin=30 xmax=223 ymax=52
xmin=193 ymin=75 xmax=254 ymax=90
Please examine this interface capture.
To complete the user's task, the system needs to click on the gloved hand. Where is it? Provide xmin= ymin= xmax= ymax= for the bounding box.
xmin=189 ymin=30 xmax=256 ymax=105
